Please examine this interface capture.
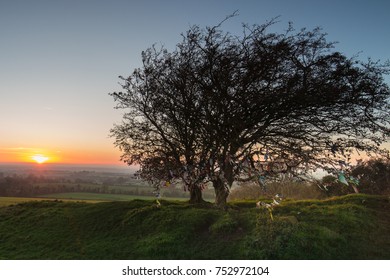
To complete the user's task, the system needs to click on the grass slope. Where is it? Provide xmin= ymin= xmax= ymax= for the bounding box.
xmin=0 ymin=194 xmax=389 ymax=259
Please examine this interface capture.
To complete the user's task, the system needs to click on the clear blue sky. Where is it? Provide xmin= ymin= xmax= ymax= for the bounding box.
xmin=0 ymin=0 xmax=389 ymax=164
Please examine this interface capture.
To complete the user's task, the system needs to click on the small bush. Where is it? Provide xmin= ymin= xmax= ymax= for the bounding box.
xmin=321 ymin=175 xmax=354 ymax=197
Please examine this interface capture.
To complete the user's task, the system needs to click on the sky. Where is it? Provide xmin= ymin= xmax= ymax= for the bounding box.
xmin=0 ymin=0 xmax=389 ymax=166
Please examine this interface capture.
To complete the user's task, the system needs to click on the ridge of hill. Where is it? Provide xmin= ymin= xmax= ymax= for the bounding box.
xmin=0 ymin=194 xmax=389 ymax=259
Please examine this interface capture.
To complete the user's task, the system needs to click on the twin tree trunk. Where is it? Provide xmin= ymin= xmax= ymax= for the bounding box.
xmin=188 ymin=179 xmax=229 ymax=207
xmin=188 ymin=164 xmax=233 ymax=207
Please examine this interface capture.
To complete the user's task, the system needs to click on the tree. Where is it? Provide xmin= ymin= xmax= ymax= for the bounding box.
xmin=317 ymin=158 xmax=390 ymax=196
xmin=319 ymin=174 xmax=353 ymax=196
xmin=110 ymin=19 xmax=390 ymax=207
xmin=351 ymin=158 xmax=390 ymax=194
xmin=110 ymin=43 xmax=210 ymax=203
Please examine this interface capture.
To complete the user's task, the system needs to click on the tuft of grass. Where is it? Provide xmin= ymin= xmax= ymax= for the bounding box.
xmin=209 ymin=213 xmax=239 ymax=235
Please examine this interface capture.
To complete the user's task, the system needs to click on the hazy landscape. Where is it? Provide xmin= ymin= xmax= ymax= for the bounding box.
xmin=1 ymin=162 xmax=390 ymax=260
xmin=0 ymin=163 xmax=216 ymax=205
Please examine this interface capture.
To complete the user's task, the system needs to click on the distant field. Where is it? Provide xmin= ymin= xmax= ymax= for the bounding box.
xmin=32 ymin=182 xmax=153 ymax=193
xmin=0 ymin=196 xmax=102 ymax=207
xmin=0 ymin=197 xmax=48 ymax=207
xmin=38 ymin=192 xmax=157 ymax=201
xmin=0 ymin=193 xmax=188 ymax=207
xmin=38 ymin=192 xmax=189 ymax=202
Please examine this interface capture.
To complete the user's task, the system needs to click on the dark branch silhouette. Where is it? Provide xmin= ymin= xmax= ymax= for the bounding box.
xmin=110 ymin=20 xmax=390 ymax=207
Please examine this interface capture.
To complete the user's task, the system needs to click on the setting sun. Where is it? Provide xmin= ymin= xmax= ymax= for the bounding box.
xmin=31 ymin=154 xmax=49 ymax=164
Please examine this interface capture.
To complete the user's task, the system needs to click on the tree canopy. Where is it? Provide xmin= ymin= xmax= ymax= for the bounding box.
xmin=110 ymin=19 xmax=390 ymax=207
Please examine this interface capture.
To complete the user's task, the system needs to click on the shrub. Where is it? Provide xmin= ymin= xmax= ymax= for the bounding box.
xmin=320 ymin=175 xmax=354 ymax=197
xmin=351 ymin=158 xmax=390 ymax=195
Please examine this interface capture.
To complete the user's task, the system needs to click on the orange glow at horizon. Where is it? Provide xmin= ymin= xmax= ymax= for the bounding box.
xmin=0 ymin=146 xmax=125 ymax=166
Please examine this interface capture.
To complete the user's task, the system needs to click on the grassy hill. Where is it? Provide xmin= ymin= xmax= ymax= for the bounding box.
xmin=0 ymin=194 xmax=389 ymax=259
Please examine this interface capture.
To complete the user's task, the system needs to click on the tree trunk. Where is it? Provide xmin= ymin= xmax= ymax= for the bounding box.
xmin=188 ymin=184 xmax=205 ymax=204
xmin=213 ymin=178 xmax=229 ymax=208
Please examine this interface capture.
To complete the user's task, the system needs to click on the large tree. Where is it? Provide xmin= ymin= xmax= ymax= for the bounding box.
xmin=110 ymin=20 xmax=390 ymax=207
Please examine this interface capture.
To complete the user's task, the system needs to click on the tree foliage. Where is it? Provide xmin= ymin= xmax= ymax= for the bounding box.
xmin=110 ymin=18 xmax=390 ymax=206
xmin=351 ymin=158 xmax=390 ymax=194
xmin=319 ymin=158 xmax=390 ymax=196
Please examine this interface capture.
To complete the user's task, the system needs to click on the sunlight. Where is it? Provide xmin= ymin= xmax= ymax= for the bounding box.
xmin=31 ymin=154 xmax=49 ymax=164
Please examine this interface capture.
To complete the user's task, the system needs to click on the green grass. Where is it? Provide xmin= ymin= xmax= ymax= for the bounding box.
xmin=0 ymin=196 xmax=103 ymax=207
xmin=0 ymin=194 xmax=389 ymax=259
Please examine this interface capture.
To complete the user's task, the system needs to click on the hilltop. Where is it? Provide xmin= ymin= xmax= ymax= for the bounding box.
xmin=0 ymin=194 xmax=389 ymax=259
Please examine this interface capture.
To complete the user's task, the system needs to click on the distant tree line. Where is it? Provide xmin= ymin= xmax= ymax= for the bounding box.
xmin=229 ymin=158 xmax=390 ymax=200
xmin=0 ymin=174 xmax=215 ymax=199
